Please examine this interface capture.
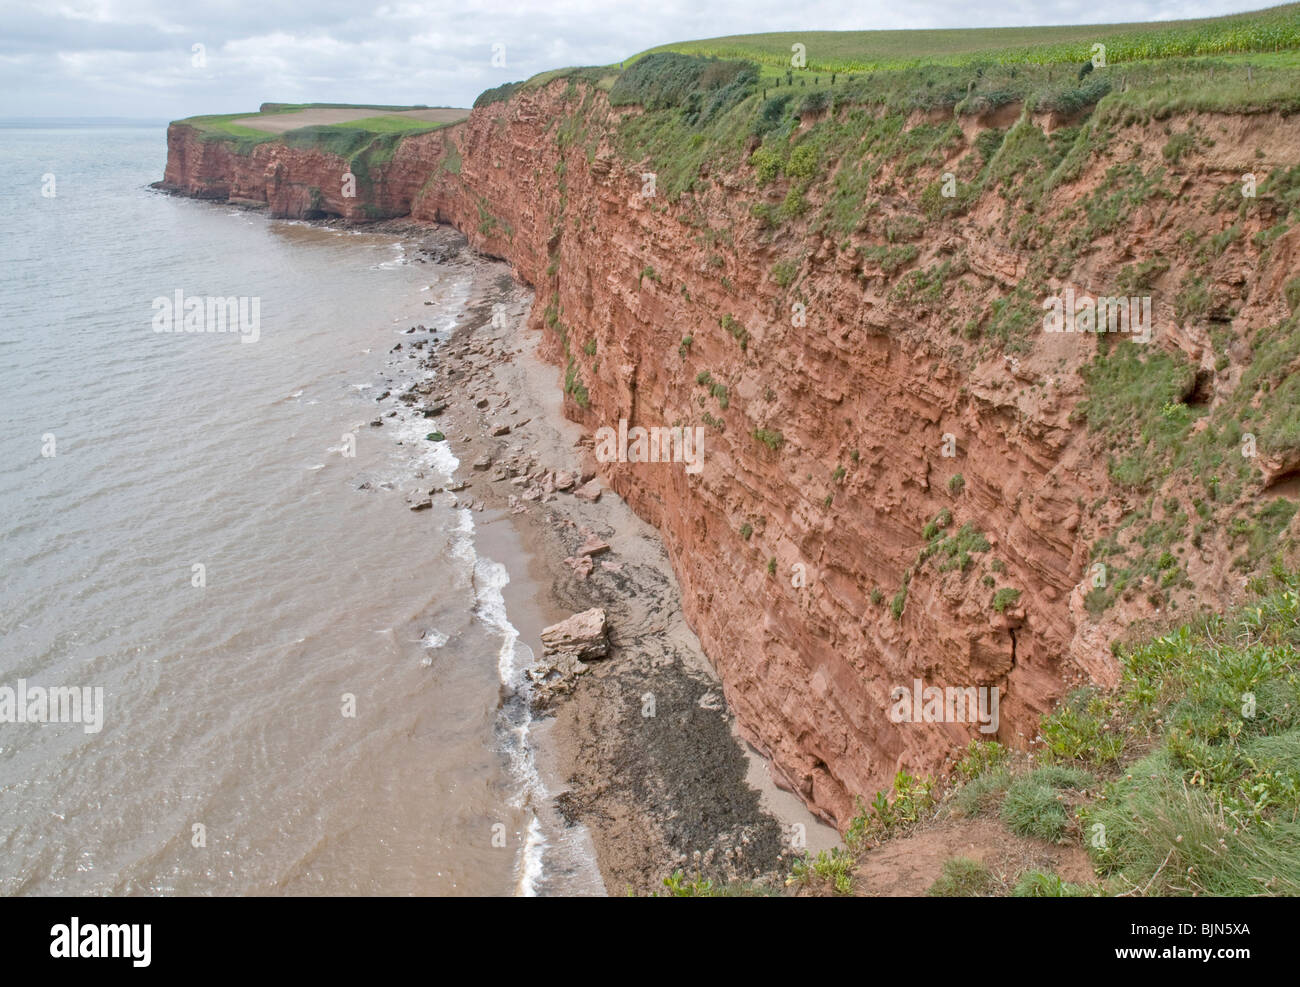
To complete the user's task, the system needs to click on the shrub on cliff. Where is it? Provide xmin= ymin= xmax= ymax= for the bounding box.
xmin=474 ymin=81 xmax=523 ymax=109
xmin=844 ymin=770 xmax=936 ymax=850
xmin=610 ymin=52 xmax=757 ymax=124
xmin=1001 ymin=765 xmax=1094 ymax=842
xmin=751 ymin=92 xmax=794 ymax=137
xmin=797 ymin=90 xmax=831 ymax=117
xmin=927 ymin=857 xmax=994 ymax=896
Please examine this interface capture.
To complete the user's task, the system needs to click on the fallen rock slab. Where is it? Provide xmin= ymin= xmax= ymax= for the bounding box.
xmin=540 ymin=607 xmax=608 ymax=662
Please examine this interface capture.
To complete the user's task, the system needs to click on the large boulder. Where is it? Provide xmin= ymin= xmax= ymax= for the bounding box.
xmin=539 ymin=608 xmax=609 ymax=662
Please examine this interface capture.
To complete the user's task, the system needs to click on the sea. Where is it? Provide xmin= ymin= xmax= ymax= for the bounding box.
xmin=0 ymin=122 xmax=601 ymax=895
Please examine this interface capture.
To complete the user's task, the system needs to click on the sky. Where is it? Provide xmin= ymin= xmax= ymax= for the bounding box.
xmin=0 ymin=0 xmax=1273 ymax=119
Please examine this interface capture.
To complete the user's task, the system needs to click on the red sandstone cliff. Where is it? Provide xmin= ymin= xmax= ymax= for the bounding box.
xmin=160 ymin=88 xmax=1300 ymax=827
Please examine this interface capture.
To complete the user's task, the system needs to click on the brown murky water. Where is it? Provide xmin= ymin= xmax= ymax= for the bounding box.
xmin=0 ymin=126 xmax=600 ymax=895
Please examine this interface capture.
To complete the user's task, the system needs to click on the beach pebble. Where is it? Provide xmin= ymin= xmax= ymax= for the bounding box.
xmin=564 ymin=555 xmax=594 ymax=579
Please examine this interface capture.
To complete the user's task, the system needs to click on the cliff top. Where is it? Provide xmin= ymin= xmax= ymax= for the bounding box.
xmin=637 ymin=2 xmax=1300 ymax=74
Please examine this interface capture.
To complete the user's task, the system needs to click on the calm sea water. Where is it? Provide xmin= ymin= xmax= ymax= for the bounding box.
xmin=0 ymin=125 xmax=594 ymax=895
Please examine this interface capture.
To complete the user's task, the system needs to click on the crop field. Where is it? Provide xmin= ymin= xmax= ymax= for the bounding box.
xmin=636 ymin=3 xmax=1300 ymax=75
xmin=229 ymin=107 xmax=468 ymax=134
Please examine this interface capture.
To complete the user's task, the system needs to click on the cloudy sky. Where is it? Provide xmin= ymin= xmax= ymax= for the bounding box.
xmin=0 ymin=0 xmax=1267 ymax=119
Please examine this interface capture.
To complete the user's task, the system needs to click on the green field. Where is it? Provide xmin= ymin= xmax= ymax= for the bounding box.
xmin=312 ymin=114 xmax=447 ymax=133
xmin=637 ymin=3 xmax=1300 ymax=75
xmin=175 ymin=105 xmax=455 ymax=159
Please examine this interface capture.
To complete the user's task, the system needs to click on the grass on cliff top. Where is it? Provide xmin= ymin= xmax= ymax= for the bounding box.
xmin=636 ymin=3 xmax=1300 ymax=74
xmin=180 ymin=112 xmax=281 ymax=151
xmin=255 ymin=102 xmax=437 ymax=113
xmin=1078 ymin=567 xmax=1300 ymax=895
xmin=178 ymin=107 xmax=449 ymax=155
xmin=310 ymin=114 xmax=450 ymax=134
xmin=179 ymin=110 xmax=450 ymax=183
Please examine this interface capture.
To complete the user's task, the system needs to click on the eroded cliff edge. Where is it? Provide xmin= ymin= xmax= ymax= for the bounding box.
xmin=161 ymin=81 xmax=1300 ymax=828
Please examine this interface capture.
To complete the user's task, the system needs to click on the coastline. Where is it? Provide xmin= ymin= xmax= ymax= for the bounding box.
xmin=384 ymin=222 xmax=837 ymax=894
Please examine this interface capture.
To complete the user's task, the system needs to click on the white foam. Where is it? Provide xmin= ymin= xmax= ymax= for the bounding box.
xmin=368 ymin=266 xmax=567 ymax=895
xmin=471 ymin=555 xmax=550 ymax=897
xmin=516 ymin=816 xmax=546 ymax=898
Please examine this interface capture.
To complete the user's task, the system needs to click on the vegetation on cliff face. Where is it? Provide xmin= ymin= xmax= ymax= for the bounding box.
xmin=608 ymin=52 xmax=757 ymax=121
xmin=578 ymin=38 xmax=1300 ymax=612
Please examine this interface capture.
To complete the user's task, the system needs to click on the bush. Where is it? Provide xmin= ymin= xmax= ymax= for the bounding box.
xmin=1040 ymin=688 xmax=1124 ymax=765
xmin=661 ymin=870 xmax=715 ymax=896
xmin=845 ymin=771 xmax=935 ymax=849
xmin=954 ymin=739 xmax=1008 ymax=781
xmin=889 ymin=589 xmax=907 ymax=620
xmin=609 ymin=52 xmax=756 ymax=124
xmin=1162 ymin=131 xmax=1195 ymax=165
xmin=750 ymin=145 xmax=781 ymax=185
xmin=785 ymin=143 xmax=819 ymax=179
xmin=797 ymin=90 xmax=831 ymax=116
xmin=922 ymin=508 xmax=953 ymax=541
xmin=927 ymin=857 xmax=993 ymax=897
xmin=788 ymin=848 xmax=854 ymax=894
xmin=1012 ymin=871 xmax=1092 ymax=897
xmin=992 ymin=587 xmax=1022 ymax=613
xmin=473 ymin=81 xmax=523 ymax=109
xmin=1286 ymin=276 xmax=1300 ymax=314
xmin=751 ymin=92 xmax=794 ymax=137
xmin=952 ymin=764 xmax=1013 ymax=818
xmin=1001 ymin=766 xmax=1093 ymax=842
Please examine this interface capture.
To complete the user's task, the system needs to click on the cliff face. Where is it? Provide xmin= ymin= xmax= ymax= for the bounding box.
xmin=162 ymin=124 xmax=442 ymax=219
xmin=161 ymin=87 xmax=1300 ymax=827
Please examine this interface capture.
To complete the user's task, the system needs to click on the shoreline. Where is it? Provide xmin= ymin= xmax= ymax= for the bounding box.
xmin=384 ymin=222 xmax=837 ymax=893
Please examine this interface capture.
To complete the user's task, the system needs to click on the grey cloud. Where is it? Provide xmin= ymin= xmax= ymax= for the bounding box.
xmin=0 ymin=0 xmax=1260 ymax=118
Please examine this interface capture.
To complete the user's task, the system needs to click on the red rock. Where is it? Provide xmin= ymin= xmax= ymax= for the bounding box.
xmin=162 ymin=82 xmax=1297 ymax=832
